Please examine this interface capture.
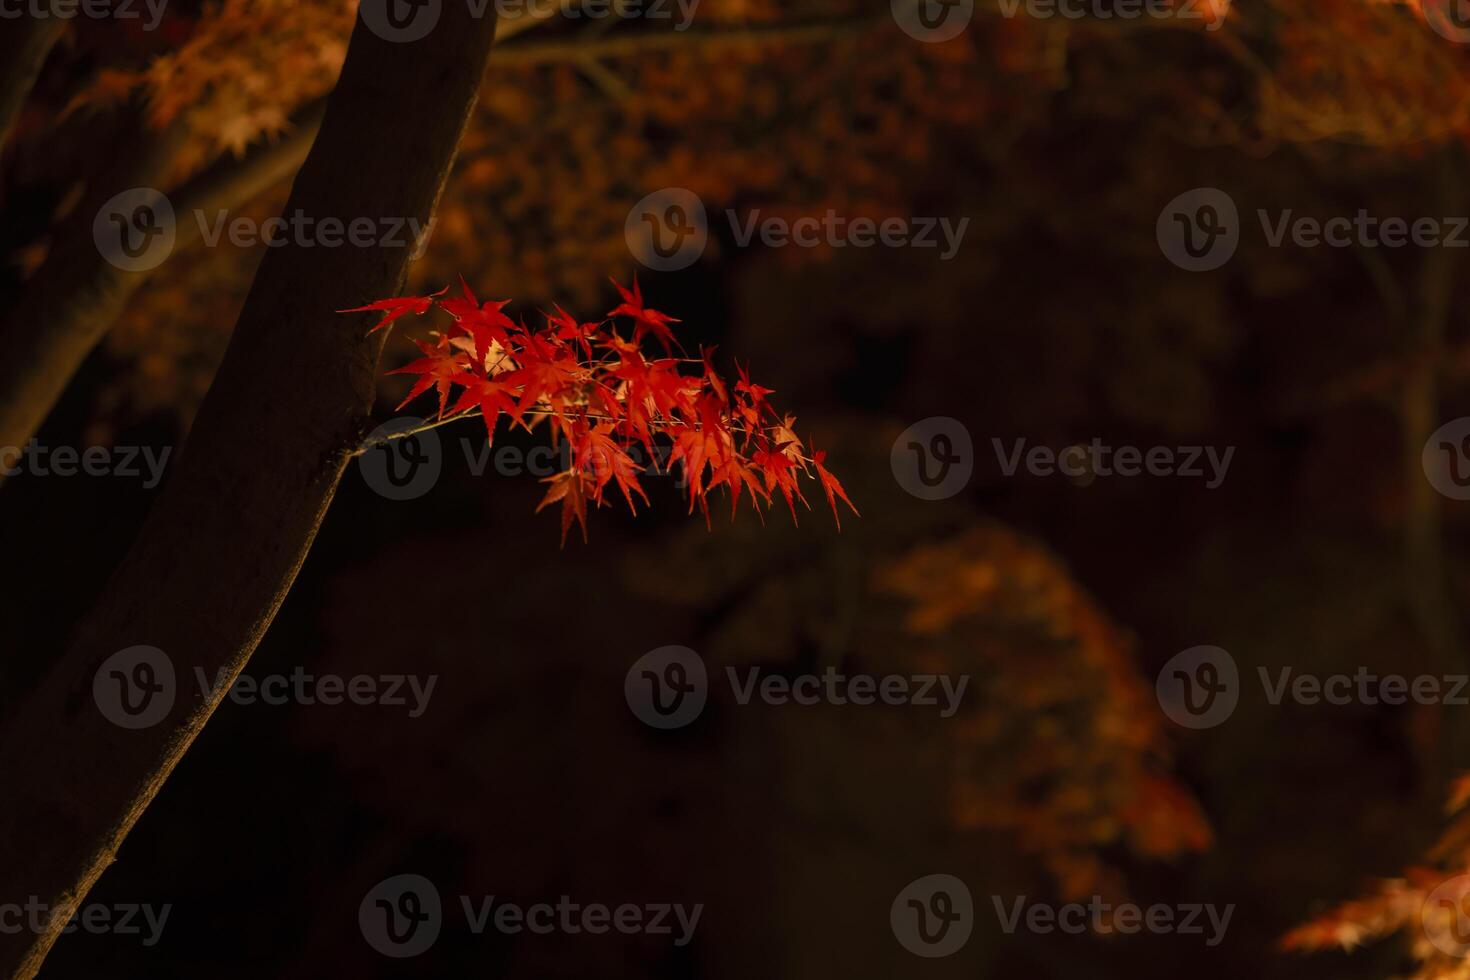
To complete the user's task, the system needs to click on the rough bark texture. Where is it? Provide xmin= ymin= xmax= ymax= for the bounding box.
xmin=0 ymin=17 xmax=64 ymax=157
xmin=0 ymin=100 xmax=326 ymax=464
xmin=0 ymin=7 xmax=499 ymax=978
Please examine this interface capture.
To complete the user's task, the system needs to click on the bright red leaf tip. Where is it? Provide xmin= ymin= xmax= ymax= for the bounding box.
xmin=339 ymin=286 xmax=449 ymax=334
xmin=813 ymin=448 xmax=858 ymax=531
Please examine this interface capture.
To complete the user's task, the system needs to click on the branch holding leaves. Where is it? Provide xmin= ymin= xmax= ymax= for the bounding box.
xmin=345 ymin=278 xmax=857 ymax=543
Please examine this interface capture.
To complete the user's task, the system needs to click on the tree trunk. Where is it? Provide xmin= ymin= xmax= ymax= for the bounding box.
xmin=0 ymin=100 xmax=325 ymax=469
xmin=0 ymin=7 xmax=499 ymax=978
xmin=0 ymin=17 xmax=64 ymax=157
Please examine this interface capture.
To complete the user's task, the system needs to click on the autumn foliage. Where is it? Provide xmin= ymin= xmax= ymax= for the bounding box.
xmin=345 ymin=279 xmax=856 ymax=542
xmin=1281 ymin=773 xmax=1470 ymax=978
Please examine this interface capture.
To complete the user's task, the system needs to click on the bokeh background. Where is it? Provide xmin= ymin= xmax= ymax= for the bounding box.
xmin=5 ymin=0 xmax=1470 ymax=976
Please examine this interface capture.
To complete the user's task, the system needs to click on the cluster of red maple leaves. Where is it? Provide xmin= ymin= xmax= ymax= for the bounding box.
xmin=343 ymin=279 xmax=856 ymax=542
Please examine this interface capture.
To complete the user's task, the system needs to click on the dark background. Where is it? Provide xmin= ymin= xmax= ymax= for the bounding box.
xmin=3 ymin=4 xmax=1467 ymax=977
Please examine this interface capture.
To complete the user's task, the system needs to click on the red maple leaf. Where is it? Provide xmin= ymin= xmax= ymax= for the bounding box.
xmin=609 ymin=276 xmax=681 ymax=354
xmin=339 ymin=286 xmax=447 ymax=334
xmin=536 ymin=469 xmax=591 ymax=547
xmin=813 ymin=448 xmax=858 ymax=530
xmin=387 ymin=336 xmax=467 ymax=417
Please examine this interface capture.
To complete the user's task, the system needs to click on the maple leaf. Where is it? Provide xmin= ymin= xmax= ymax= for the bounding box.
xmin=447 ymin=372 xmax=521 ymax=443
xmin=813 ymin=448 xmax=859 ymax=530
xmin=442 ymin=277 xmax=516 ymax=363
xmin=545 ymin=304 xmax=598 ymax=361
xmin=667 ymin=393 xmax=732 ymax=516
xmin=609 ymin=276 xmax=681 ymax=354
xmin=536 ymin=469 xmax=591 ymax=547
xmin=339 ymin=287 xmax=447 ymax=334
xmin=752 ymin=439 xmax=807 ymax=523
xmin=577 ymin=423 xmax=649 ymax=513
xmin=706 ymin=449 xmax=770 ymax=520
xmin=387 ymin=337 xmax=467 ymax=417
xmin=499 ymin=332 xmax=586 ymax=429
xmin=734 ymin=361 xmax=776 ymax=429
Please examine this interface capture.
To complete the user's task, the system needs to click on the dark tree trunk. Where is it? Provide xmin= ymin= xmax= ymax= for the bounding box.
xmin=0 ymin=17 xmax=64 ymax=157
xmin=0 ymin=7 xmax=499 ymax=978
xmin=0 ymin=100 xmax=326 ymax=467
